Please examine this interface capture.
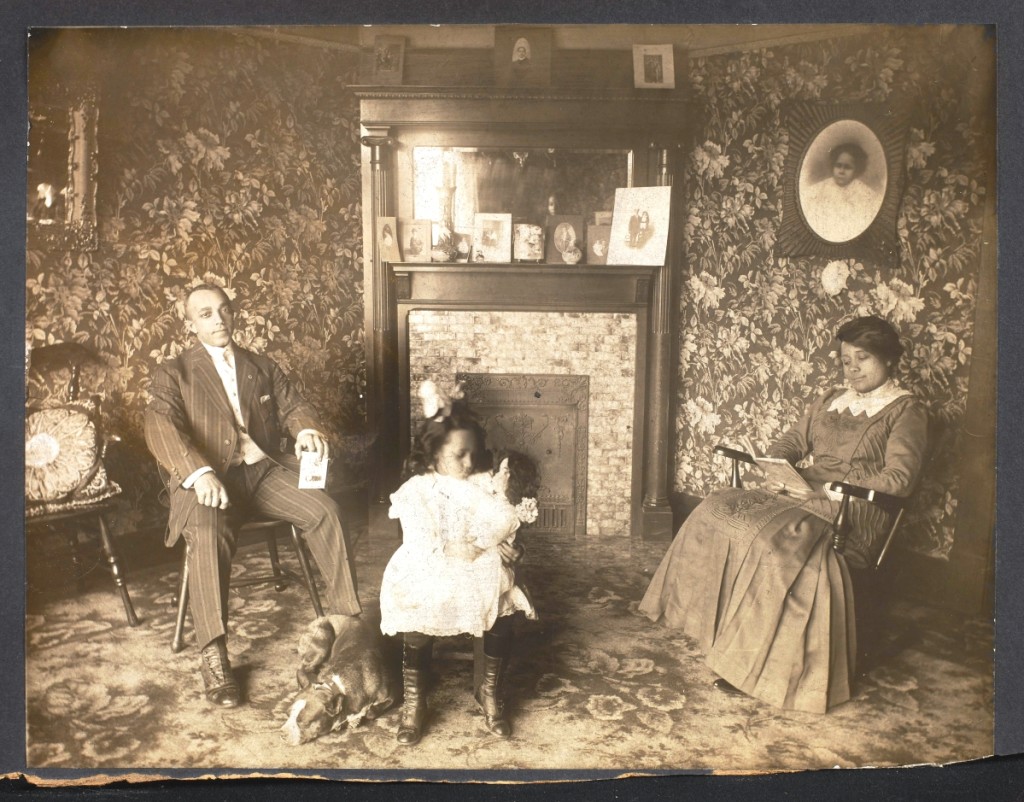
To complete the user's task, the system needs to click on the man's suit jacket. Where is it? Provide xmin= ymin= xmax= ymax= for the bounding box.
xmin=145 ymin=343 xmax=321 ymax=545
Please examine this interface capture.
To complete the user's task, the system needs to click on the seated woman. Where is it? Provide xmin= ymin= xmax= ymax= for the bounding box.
xmin=639 ymin=315 xmax=928 ymax=713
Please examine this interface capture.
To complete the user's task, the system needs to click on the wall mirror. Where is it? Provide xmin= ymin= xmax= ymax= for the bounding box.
xmin=26 ymin=92 xmax=99 ymax=251
xmin=412 ymin=147 xmax=632 ymax=244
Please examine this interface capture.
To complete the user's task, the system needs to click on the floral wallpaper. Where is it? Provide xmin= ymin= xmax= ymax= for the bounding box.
xmin=26 ymin=30 xmax=366 ymax=537
xmin=677 ymin=27 xmax=993 ymax=559
xmin=25 ymin=27 xmax=992 ymax=563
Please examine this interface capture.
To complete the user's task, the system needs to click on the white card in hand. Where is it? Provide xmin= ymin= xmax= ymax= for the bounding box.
xmin=298 ymin=452 xmax=329 ymax=489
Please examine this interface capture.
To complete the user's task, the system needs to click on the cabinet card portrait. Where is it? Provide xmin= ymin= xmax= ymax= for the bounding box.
xmin=472 ymin=213 xmax=512 ymax=262
xmin=377 ymin=216 xmax=401 ymax=263
xmin=606 ymin=186 xmax=673 ymax=266
xmin=586 ymin=224 xmax=611 ymax=265
xmin=398 ymin=219 xmax=431 ymax=262
xmin=545 ymin=215 xmax=584 ymax=263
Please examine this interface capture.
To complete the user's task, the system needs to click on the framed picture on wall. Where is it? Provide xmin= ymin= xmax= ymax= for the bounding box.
xmin=606 ymin=186 xmax=673 ymax=266
xmin=777 ymin=102 xmax=907 ymax=261
xmin=472 ymin=213 xmax=512 ymax=263
xmin=377 ymin=216 xmax=401 ymax=262
xmin=632 ymin=44 xmax=675 ymax=89
xmin=372 ymin=36 xmax=405 ymax=85
xmin=398 ymin=219 xmax=431 ymax=261
xmin=495 ymin=26 xmax=552 ymax=88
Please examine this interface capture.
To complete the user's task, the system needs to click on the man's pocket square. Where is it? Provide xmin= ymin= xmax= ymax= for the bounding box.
xmin=260 ymin=394 xmax=271 ymax=403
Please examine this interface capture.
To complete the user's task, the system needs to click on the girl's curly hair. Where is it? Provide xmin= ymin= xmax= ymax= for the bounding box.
xmin=402 ymin=399 xmax=489 ymax=481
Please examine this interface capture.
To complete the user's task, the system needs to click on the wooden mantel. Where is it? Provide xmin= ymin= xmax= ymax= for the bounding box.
xmin=357 ymin=83 xmax=692 ymax=539
xmin=393 ymin=262 xmax=655 ymax=308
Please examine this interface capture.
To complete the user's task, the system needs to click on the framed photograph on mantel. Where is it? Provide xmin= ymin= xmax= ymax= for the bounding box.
xmin=777 ymin=102 xmax=907 ymax=262
xmin=377 ymin=216 xmax=401 ymax=263
xmin=606 ymin=186 xmax=673 ymax=266
xmin=545 ymin=215 xmax=584 ymax=264
xmin=494 ymin=26 xmax=552 ymax=88
xmin=472 ymin=213 xmax=512 ymax=263
xmin=586 ymin=224 xmax=611 ymax=265
xmin=398 ymin=219 xmax=431 ymax=262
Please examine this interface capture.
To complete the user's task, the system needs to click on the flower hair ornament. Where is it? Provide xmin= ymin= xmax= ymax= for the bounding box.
xmin=418 ymin=379 xmax=465 ymax=421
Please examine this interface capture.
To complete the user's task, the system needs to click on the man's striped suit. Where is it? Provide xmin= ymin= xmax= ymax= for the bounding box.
xmin=145 ymin=343 xmax=360 ymax=650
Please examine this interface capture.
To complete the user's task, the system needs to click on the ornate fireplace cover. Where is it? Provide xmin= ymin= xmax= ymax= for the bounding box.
xmin=458 ymin=372 xmax=588 ymax=536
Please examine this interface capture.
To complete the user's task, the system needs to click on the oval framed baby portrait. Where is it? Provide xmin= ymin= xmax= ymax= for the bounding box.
xmin=777 ymin=102 xmax=906 ymax=262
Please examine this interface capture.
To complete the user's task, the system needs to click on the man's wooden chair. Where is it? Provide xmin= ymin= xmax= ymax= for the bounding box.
xmin=155 ymin=464 xmax=326 ymax=652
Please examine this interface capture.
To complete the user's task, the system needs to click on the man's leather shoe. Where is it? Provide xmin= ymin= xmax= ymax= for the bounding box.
xmin=712 ymin=677 xmax=746 ymax=697
xmin=199 ymin=637 xmax=240 ymax=708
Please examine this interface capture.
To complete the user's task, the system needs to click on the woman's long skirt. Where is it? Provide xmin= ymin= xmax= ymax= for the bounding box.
xmin=639 ymin=487 xmax=856 ymax=713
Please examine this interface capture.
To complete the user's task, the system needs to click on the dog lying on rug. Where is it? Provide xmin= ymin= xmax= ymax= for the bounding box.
xmin=281 ymin=615 xmax=394 ymax=745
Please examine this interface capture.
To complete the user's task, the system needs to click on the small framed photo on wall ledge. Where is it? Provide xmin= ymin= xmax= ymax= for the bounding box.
xmin=633 ymin=44 xmax=675 ymax=89
xmin=372 ymin=36 xmax=405 ymax=85
xmin=495 ymin=26 xmax=552 ymax=88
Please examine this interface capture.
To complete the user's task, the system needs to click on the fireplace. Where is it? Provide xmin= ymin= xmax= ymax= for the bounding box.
xmin=458 ymin=373 xmax=588 ymax=537
xmin=394 ymin=263 xmax=660 ymax=537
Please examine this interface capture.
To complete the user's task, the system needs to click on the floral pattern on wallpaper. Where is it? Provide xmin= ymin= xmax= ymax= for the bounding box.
xmin=677 ymin=27 xmax=992 ymax=558
xmin=26 ymin=30 xmax=366 ymax=536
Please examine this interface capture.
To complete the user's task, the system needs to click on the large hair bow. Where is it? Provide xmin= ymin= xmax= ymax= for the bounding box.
xmin=418 ymin=379 xmax=464 ymax=421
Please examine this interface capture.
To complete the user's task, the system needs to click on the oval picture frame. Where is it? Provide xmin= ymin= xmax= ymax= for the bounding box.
xmin=777 ymin=102 xmax=906 ymax=262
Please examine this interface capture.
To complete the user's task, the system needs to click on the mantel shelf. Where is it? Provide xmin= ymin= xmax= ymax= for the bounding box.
xmin=392 ymin=263 xmax=657 ymax=310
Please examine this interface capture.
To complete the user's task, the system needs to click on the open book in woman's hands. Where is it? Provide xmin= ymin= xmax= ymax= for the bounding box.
xmin=738 ymin=435 xmax=814 ymax=494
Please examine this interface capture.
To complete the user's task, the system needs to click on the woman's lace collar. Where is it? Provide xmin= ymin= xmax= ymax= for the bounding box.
xmin=827 ymin=379 xmax=911 ymax=418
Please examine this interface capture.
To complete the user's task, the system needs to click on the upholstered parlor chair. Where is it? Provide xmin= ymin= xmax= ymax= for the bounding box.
xmin=25 ymin=342 xmax=139 ymax=626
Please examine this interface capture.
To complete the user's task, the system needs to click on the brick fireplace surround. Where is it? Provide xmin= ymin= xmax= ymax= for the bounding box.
xmin=394 ymin=263 xmax=657 ymax=536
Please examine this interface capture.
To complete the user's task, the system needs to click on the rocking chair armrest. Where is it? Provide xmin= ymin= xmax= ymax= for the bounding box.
xmin=713 ymin=444 xmax=756 ymax=464
xmin=827 ymin=482 xmax=906 ymax=565
xmin=826 ymin=482 xmax=903 ymax=515
xmin=713 ymin=444 xmax=756 ymax=489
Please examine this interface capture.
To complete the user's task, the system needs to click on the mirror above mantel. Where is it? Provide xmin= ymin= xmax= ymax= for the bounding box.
xmin=413 ymin=146 xmax=631 ymax=236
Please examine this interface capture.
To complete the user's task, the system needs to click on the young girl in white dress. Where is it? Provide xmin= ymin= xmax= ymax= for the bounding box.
xmin=379 ymin=382 xmax=537 ymax=744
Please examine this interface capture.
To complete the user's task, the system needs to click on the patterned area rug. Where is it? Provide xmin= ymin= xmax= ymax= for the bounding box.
xmin=25 ymin=527 xmax=992 ymax=774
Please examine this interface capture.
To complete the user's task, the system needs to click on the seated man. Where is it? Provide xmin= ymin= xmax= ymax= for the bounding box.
xmin=145 ymin=284 xmax=360 ymax=708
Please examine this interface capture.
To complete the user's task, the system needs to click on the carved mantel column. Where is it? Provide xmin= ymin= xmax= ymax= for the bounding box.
xmin=360 ymin=131 xmax=397 ymax=502
xmin=642 ymin=144 xmax=678 ymax=539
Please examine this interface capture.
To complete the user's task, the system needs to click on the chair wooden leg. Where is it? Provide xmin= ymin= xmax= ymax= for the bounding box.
xmin=266 ymin=529 xmax=287 ymax=592
xmin=96 ymin=513 xmax=139 ymax=627
xmin=65 ymin=530 xmax=86 ymax=592
xmin=290 ymin=526 xmax=324 ymax=618
xmin=172 ymin=546 xmax=190 ymax=653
